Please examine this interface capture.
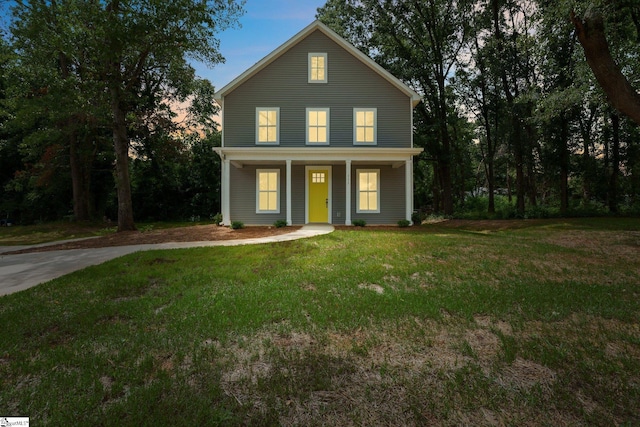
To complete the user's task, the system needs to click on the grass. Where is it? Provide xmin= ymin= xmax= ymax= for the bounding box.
xmin=1 ymin=218 xmax=639 ymax=425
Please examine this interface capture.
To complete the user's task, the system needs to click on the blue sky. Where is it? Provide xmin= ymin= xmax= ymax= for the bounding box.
xmin=0 ymin=0 xmax=326 ymax=90
xmin=195 ymin=0 xmax=327 ymax=90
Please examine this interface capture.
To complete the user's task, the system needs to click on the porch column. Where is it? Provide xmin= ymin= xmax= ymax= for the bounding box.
xmin=345 ymin=159 xmax=352 ymax=225
xmin=222 ymin=158 xmax=231 ymax=226
xmin=286 ymin=159 xmax=292 ymax=225
xmin=405 ymin=158 xmax=413 ymax=223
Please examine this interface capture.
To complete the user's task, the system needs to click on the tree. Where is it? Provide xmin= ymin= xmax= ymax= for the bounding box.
xmin=10 ymin=0 xmax=244 ymax=231
xmin=571 ymin=4 xmax=640 ymax=126
xmin=318 ymin=0 xmax=474 ymax=214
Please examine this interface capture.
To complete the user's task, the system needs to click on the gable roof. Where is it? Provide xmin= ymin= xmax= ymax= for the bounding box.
xmin=213 ymin=20 xmax=422 ymax=107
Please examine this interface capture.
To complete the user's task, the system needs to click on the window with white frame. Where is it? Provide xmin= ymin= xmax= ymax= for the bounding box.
xmin=354 ymin=108 xmax=377 ymax=145
xmin=308 ymin=53 xmax=327 ymax=83
xmin=306 ymin=108 xmax=329 ymax=145
xmin=256 ymin=108 xmax=279 ymax=144
xmin=256 ymin=169 xmax=280 ymax=213
xmin=357 ymin=169 xmax=380 ymax=213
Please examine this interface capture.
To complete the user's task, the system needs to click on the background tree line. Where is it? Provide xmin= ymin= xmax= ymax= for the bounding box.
xmin=1 ymin=0 xmax=639 ymax=228
xmin=318 ymin=0 xmax=640 ymax=219
xmin=0 ymin=0 xmax=243 ymax=230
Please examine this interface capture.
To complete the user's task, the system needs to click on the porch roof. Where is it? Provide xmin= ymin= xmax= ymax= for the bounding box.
xmin=214 ymin=146 xmax=423 ymax=168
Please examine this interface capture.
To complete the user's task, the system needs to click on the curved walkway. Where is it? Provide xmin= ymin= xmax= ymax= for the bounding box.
xmin=0 ymin=224 xmax=334 ymax=297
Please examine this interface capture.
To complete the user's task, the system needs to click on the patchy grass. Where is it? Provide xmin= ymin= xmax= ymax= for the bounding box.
xmin=0 ymin=218 xmax=639 ymax=425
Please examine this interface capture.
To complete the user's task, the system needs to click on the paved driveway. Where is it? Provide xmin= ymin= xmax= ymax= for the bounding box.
xmin=0 ymin=225 xmax=334 ymax=296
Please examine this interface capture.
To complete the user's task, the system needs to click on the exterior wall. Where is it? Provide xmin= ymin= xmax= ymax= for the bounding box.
xmin=229 ymin=165 xmax=287 ymax=225
xmin=291 ymin=165 xmax=306 ymax=225
xmin=332 ymin=165 xmax=346 ymax=225
xmin=228 ymin=162 xmax=406 ymax=225
xmin=223 ymin=30 xmax=411 ymax=148
xmin=351 ymin=165 xmax=406 ymax=225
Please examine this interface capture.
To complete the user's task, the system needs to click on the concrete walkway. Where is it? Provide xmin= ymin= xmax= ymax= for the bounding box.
xmin=0 ymin=224 xmax=334 ymax=296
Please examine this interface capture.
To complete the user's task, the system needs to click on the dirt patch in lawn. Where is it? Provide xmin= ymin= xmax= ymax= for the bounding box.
xmin=2 ymin=224 xmax=300 ymax=254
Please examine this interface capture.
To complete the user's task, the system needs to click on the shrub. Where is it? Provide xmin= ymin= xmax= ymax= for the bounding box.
xmin=211 ymin=212 xmax=223 ymax=225
xmin=352 ymin=219 xmax=366 ymax=227
xmin=411 ymin=211 xmax=426 ymax=225
xmin=273 ymin=219 xmax=288 ymax=228
xmin=397 ymin=219 xmax=411 ymax=227
xmin=230 ymin=221 xmax=244 ymax=230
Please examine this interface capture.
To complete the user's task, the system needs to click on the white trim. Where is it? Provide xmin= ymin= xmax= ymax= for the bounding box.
xmin=308 ymin=52 xmax=328 ymax=83
xmin=213 ymin=20 xmax=421 ymax=107
xmin=305 ymin=165 xmax=332 ymax=224
xmin=405 ymin=159 xmax=413 ymax=223
xmin=306 ymin=108 xmax=330 ymax=145
xmin=410 ymin=99 xmax=414 ymax=148
xmin=220 ymin=105 xmax=225 ymax=147
xmin=214 ymin=147 xmax=423 ymax=167
xmin=345 ymin=160 xmax=352 ymax=225
xmin=222 ymin=159 xmax=230 ymax=225
xmin=255 ymin=107 xmax=280 ymax=145
xmin=286 ymin=160 xmax=292 ymax=225
xmin=353 ymin=108 xmax=377 ymax=145
xmin=356 ymin=169 xmax=380 ymax=214
xmin=256 ymin=169 xmax=280 ymax=214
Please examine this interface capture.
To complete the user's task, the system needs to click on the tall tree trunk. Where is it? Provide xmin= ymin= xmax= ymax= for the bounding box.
xmin=487 ymin=160 xmax=495 ymax=214
xmin=507 ymin=163 xmax=512 ymax=203
xmin=525 ymin=122 xmax=537 ymax=208
xmin=513 ymin=134 xmax=526 ymax=215
xmin=69 ymin=129 xmax=90 ymax=221
xmin=437 ymin=78 xmax=454 ymax=215
xmin=110 ymin=88 xmax=136 ymax=231
xmin=578 ymin=107 xmax=596 ymax=203
xmin=493 ymin=0 xmax=525 ymax=215
xmin=609 ymin=112 xmax=620 ymax=213
xmin=60 ymin=50 xmax=92 ymax=222
xmin=559 ymin=116 xmax=569 ymax=216
xmin=432 ymin=161 xmax=442 ymax=213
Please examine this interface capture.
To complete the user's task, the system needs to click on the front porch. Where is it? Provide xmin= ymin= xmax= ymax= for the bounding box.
xmin=215 ymin=147 xmax=422 ymax=226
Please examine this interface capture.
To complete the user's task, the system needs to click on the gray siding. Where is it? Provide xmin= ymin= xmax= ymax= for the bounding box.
xmin=229 ymin=165 xmax=286 ymax=225
xmin=228 ymin=163 xmax=406 ymax=225
xmin=332 ymin=165 xmax=346 ymax=225
xmin=351 ymin=165 xmax=406 ymax=225
xmin=224 ymin=30 xmax=411 ymax=148
xmin=291 ymin=165 xmax=306 ymax=224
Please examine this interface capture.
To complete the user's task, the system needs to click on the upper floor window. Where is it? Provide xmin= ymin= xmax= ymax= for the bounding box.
xmin=308 ymin=53 xmax=327 ymax=83
xmin=256 ymin=107 xmax=279 ymax=145
xmin=306 ymin=108 xmax=330 ymax=145
xmin=354 ymin=108 xmax=377 ymax=145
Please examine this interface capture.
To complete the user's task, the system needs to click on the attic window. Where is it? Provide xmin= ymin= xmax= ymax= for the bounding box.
xmin=308 ymin=53 xmax=327 ymax=83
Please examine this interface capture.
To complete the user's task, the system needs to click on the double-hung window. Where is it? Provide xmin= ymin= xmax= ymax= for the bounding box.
xmin=306 ymin=108 xmax=330 ymax=145
xmin=354 ymin=108 xmax=377 ymax=145
xmin=308 ymin=53 xmax=327 ymax=83
xmin=256 ymin=169 xmax=280 ymax=213
xmin=356 ymin=169 xmax=380 ymax=213
xmin=256 ymin=108 xmax=279 ymax=145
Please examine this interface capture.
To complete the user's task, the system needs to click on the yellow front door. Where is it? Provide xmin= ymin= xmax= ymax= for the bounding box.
xmin=308 ymin=169 xmax=329 ymax=223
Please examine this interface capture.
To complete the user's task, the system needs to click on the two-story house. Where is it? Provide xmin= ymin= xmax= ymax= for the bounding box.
xmin=213 ymin=20 xmax=422 ymax=226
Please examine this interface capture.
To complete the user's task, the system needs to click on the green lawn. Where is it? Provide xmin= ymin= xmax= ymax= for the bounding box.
xmin=1 ymin=218 xmax=639 ymax=426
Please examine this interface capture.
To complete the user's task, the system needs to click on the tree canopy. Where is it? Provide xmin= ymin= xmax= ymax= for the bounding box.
xmin=1 ymin=0 xmax=639 ymax=226
xmin=317 ymin=0 xmax=640 ymax=218
xmin=6 ymin=0 xmax=244 ymax=230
